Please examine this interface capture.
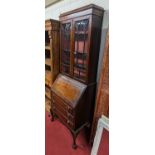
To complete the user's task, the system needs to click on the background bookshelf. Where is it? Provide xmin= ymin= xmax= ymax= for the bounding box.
xmin=45 ymin=19 xmax=60 ymax=113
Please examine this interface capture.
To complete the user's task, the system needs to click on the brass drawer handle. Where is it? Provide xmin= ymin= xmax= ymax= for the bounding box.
xmin=67 ymin=113 xmax=70 ymax=117
xmin=67 ymin=106 xmax=71 ymax=111
xmin=67 ymin=107 xmax=73 ymax=114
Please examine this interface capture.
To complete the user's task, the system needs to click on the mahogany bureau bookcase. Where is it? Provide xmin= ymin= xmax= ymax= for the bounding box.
xmin=45 ymin=19 xmax=60 ymax=113
xmin=50 ymin=4 xmax=104 ymax=149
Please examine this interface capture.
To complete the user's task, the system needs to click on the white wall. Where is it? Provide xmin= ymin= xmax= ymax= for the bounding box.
xmin=45 ymin=0 xmax=109 ymax=83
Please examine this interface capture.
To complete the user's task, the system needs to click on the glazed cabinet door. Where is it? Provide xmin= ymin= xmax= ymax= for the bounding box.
xmin=72 ymin=16 xmax=91 ymax=83
xmin=60 ymin=20 xmax=72 ymax=76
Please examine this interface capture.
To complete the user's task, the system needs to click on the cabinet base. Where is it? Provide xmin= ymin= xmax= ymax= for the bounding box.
xmin=50 ymin=109 xmax=89 ymax=149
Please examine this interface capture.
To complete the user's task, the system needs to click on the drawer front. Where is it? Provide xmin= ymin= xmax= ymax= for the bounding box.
xmin=54 ymin=103 xmax=74 ymax=122
xmin=52 ymin=93 xmax=74 ymax=115
xmin=45 ymin=87 xmax=51 ymax=99
xmin=53 ymin=107 xmax=74 ymax=129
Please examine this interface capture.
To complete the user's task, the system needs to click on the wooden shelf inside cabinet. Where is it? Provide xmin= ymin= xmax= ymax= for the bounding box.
xmin=61 ymin=63 xmax=70 ymax=76
xmin=74 ymin=31 xmax=88 ymax=34
xmin=45 ymin=45 xmax=50 ymax=50
xmin=63 ymin=50 xmax=70 ymax=55
xmin=45 ymin=58 xmax=51 ymax=66
xmin=74 ymin=52 xmax=87 ymax=59
xmin=45 ymin=70 xmax=52 ymax=88
xmin=61 ymin=62 xmax=70 ymax=66
xmin=74 ymin=33 xmax=88 ymax=41
xmin=74 ymin=64 xmax=86 ymax=70
xmin=45 ymin=70 xmax=51 ymax=78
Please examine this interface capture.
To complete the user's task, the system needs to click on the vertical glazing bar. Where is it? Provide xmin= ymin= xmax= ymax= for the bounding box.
xmin=83 ymin=20 xmax=86 ymax=67
xmin=76 ymin=22 xmax=81 ymax=78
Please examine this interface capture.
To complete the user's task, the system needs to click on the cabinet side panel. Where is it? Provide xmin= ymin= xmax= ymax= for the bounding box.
xmin=52 ymin=30 xmax=60 ymax=82
xmin=88 ymin=15 xmax=103 ymax=83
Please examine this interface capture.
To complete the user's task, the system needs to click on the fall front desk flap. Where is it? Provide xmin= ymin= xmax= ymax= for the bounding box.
xmin=51 ymin=74 xmax=87 ymax=108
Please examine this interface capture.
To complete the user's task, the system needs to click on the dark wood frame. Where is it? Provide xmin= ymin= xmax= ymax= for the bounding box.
xmin=59 ymin=4 xmax=104 ymax=85
xmin=90 ymin=30 xmax=109 ymax=143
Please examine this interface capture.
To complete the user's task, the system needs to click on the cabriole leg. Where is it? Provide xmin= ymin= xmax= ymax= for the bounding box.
xmin=71 ymin=132 xmax=78 ymax=149
xmin=50 ymin=108 xmax=55 ymax=122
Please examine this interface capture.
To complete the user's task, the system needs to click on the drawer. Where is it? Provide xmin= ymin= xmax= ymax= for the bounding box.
xmin=45 ymin=87 xmax=51 ymax=99
xmin=52 ymin=93 xmax=74 ymax=115
xmin=53 ymin=107 xmax=74 ymax=129
xmin=54 ymin=103 xmax=74 ymax=122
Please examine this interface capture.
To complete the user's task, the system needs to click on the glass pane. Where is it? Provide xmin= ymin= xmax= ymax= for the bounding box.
xmin=61 ymin=65 xmax=70 ymax=74
xmin=73 ymin=19 xmax=89 ymax=81
xmin=61 ymin=23 xmax=71 ymax=74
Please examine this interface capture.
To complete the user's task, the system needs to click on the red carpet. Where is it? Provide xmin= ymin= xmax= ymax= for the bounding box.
xmin=45 ymin=112 xmax=109 ymax=155
xmin=98 ymin=130 xmax=109 ymax=155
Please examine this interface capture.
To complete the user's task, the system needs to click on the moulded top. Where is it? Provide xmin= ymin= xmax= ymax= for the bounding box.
xmin=59 ymin=4 xmax=104 ymax=19
xmin=45 ymin=19 xmax=60 ymax=31
xmin=51 ymin=74 xmax=87 ymax=107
